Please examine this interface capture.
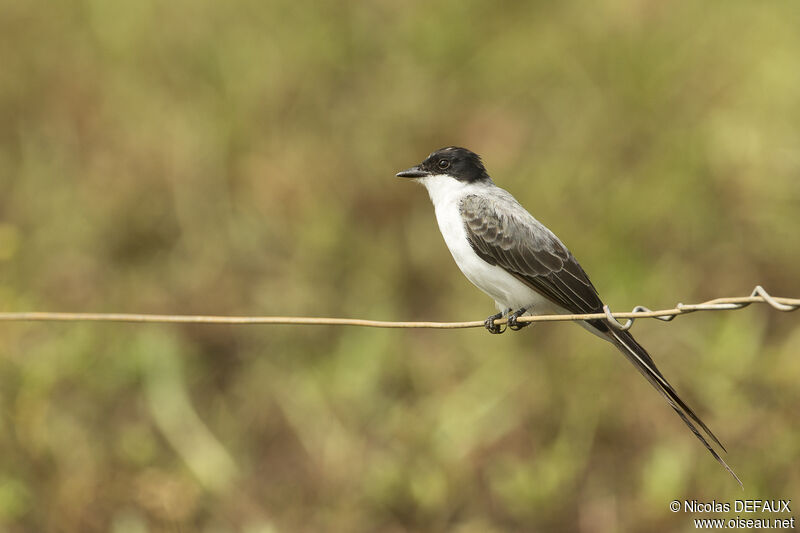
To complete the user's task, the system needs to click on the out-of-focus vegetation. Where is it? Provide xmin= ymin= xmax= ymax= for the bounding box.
xmin=1 ymin=0 xmax=798 ymax=531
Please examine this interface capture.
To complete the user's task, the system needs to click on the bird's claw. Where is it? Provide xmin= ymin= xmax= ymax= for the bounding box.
xmin=484 ymin=312 xmax=506 ymax=334
xmin=508 ymin=307 xmax=530 ymax=331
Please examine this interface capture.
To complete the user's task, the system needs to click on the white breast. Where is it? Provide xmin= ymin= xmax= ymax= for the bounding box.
xmin=420 ymin=175 xmax=559 ymax=315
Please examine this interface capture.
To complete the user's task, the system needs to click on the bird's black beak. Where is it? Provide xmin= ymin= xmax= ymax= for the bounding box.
xmin=396 ymin=166 xmax=431 ymax=178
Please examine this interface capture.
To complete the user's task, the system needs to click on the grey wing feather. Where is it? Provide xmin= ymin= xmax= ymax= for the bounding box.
xmin=459 ymin=193 xmax=604 ymax=318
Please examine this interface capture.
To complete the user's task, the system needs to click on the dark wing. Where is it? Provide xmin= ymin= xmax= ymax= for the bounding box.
xmin=459 ymin=193 xmax=605 ymax=322
xmin=460 ymin=192 xmax=739 ymax=484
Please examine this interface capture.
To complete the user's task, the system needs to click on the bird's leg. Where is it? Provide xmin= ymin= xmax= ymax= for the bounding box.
xmin=484 ymin=309 xmax=510 ymax=334
xmin=507 ymin=307 xmax=530 ymax=331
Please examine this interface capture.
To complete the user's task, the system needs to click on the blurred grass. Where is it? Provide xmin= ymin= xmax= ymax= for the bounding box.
xmin=0 ymin=0 xmax=799 ymax=531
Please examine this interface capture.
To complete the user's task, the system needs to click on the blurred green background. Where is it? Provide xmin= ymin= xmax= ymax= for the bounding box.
xmin=1 ymin=0 xmax=798 ymax=531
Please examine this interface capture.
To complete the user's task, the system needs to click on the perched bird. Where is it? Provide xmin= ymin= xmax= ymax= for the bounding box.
xmin=397 ymin=146 xmax=739 ymax=484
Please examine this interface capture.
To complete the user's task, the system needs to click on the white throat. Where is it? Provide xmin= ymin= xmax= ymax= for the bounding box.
xmin=417 ymin=174 xmax=472 ymax=208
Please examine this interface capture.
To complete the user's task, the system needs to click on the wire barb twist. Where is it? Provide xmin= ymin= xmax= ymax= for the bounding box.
xmin=601 ymin=285 xmax=797 ymax=331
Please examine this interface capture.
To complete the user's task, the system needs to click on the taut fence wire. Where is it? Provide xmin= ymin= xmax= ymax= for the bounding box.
xmin=0 ymin=286 xmax=796 ymax=331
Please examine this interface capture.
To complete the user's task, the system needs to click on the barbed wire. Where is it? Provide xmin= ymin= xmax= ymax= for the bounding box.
xmin=0 ymin=286 xmax=796 ymax=331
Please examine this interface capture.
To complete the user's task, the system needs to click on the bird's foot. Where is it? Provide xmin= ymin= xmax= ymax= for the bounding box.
xmin=507 ymin=307 xmax=530 ymax=331
xmin=484 ymin=310 xmax=508 ymax=334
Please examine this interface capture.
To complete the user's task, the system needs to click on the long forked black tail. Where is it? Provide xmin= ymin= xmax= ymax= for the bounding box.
xmin=604 ymin=325 xmax=742 ymax=487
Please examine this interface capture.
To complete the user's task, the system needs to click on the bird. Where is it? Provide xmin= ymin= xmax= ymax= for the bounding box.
xmin=396 ymin=146 xmax=740 ymax=485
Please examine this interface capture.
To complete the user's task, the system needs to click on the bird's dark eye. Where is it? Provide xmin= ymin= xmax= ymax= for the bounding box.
xmin=438 ymin=159 xmax=450 ymax=170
